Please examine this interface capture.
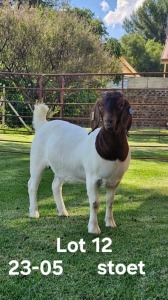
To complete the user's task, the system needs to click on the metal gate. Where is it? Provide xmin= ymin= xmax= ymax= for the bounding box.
xmin=0 ymin=71 xmax=168 ymax=160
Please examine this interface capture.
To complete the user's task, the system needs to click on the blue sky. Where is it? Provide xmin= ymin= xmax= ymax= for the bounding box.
xmin=70 ymin=0 xmax=146 ymax=40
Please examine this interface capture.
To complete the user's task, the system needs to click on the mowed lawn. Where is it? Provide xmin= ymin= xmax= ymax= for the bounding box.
xmin=0 ymin=132 xmax=167 ymax=300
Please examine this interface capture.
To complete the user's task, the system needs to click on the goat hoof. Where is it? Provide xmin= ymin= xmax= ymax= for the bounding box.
xmin=105 ymin=220 xmax=116 ymax=228
xmin=58 ymin=210 xmax=68 ymax=217
xmin=88 ymin=224 xmax=101 ymax=235
xmin=29 ymin=211 xmax=40 ymax=218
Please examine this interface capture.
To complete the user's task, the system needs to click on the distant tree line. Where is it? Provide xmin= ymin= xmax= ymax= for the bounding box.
xmin=1 ymin=0 xmax=167 ymax=76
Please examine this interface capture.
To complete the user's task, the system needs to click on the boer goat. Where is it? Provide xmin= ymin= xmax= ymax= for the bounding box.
xmin=28 ymin=91 xmax=133 ymax=234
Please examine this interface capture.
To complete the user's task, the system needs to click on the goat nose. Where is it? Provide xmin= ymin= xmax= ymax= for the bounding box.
xmin=104 ymin=119 xmax=115 ymax=129
xmin=106 ymin=119 xmax=113 ymax=125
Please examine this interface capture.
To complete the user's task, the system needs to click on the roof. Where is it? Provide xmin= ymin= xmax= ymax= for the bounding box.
xmin=119 ymin=56 xmax=140 ymax=77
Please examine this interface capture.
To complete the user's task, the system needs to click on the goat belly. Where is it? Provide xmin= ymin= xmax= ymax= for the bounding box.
xmin=46 ymin=146 xmax=86 ymax=184
xmin=43 ymin=121 xmax=88 ymax=184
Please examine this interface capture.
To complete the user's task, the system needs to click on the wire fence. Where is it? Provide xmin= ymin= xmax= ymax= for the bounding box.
xmin=0 ymin=71 xmax=168 ymax=160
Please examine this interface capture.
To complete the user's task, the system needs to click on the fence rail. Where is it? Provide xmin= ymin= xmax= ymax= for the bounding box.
xmin=0 ymin=71 xmax=168 ymax=160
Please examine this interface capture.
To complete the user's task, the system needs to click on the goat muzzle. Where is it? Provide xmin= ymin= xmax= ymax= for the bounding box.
xmin=104 ymin=119 xmax=116 ymax=131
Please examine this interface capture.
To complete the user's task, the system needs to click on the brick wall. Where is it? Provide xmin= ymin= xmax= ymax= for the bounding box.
xmin=62 ymin=89 xmax=168 ymax=129
xmin=125 ymin=89 xmax=168 ymax=129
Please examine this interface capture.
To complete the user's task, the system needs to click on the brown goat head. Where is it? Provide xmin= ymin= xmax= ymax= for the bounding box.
xmin=90 ymin=91 xmax=132 ymax=134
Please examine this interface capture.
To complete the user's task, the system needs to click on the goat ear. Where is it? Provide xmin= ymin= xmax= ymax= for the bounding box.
xmin=126 ymin=116 xmax=132 ymax=132
xmin=120 ymin=100 xmax=133 ymax=133
xmin=123 ymin=112 xmax=132 ymax=133
xmin=90 ymin=100 xmax=101 ymax=130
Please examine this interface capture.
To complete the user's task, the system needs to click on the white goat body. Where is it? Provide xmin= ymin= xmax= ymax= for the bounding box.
xmin=28 ymin=103 xmax=131 ymax=234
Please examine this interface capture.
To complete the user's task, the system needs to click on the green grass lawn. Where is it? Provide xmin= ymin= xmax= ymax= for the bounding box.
xmin=0 ymin=133 xmax=168 ymax=300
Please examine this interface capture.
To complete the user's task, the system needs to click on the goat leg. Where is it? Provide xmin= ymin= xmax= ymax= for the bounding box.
xmin=86 ymin=177 xmax=101 ymax=234
xmin=105 ymin=187 xmax=117 ymax=228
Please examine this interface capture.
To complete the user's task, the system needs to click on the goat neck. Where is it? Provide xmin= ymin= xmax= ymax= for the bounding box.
xmin=95 ymin=126 xmax=129 ymax=162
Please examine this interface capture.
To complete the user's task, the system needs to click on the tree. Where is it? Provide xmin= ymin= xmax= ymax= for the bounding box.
xmin=145 ymin=39 xmax=164 ymax=71
xmin=67 ymin=8 xmax=108 ymax=38
xmin=0 ymin=4 xmax=120 ymax=102
xmin=104 ymin=38 xmax=123 ymax=83
xmin=121 ymin=34 xmax=149 ymax=72
xmin=121 ymin=33 xmax=163 ymax=72
xmin=4 ymin=0 xmax=68 ymax=9
xmin=104 ymin=38 xmax=122 ymax=58
xmin=123 ymin=0 xmax=168 ymax=44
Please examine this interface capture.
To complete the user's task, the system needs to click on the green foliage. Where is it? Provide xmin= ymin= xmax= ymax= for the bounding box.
xmin=145 ymin=39 xmax=164 ymax=71
xmin=121 ymin=34 xmax=149 ymax=72
xmin=123 ymin=0 xmax=168 ymax=44
xmin=0 ymin=3 xmax=121 ymax=127
xmin=0 ymin=79 xmax=33 ymax=128
xmin=63 ymin=91 xmax=98 ymax=123
xmin=4 ymin=0 xmax=68 ymax=9
xmin=68 ymin=7 xmax=108 ymax=38
xmin=103 ymin=38 xmax=123 ymax=84
xmin=104 ymin=38 xmax=122 ymax=58
xmin=121 ymin=0 xmax=165 ymax=72
xmin=0 ymin=5 xmax=114 ymax=75
xmin=0 ymin=4 xmax=119 ymax=104
xmin=121 ymin=33 xmax=164 ymax=72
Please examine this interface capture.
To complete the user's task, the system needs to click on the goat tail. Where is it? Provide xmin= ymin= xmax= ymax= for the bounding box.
xmin=33 ymin=103 xmax=49 ymax=131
